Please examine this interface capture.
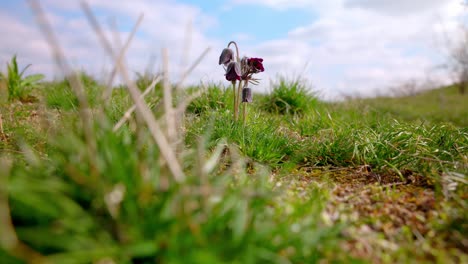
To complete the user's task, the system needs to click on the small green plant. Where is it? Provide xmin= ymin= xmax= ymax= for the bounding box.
xmin=0 ymin=55 xmax=44 ymax=102
xmin=260 ymin=77 xmax=318 ymax=116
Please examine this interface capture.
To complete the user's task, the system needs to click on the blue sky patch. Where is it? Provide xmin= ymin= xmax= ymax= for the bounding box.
xmin=180 ymin=1 xmax=317 ymax=43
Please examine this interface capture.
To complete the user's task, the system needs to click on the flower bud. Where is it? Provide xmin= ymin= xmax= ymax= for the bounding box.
xmin=242 ymin=87 xmax=252 ymax=103
xmin=219 ymin=48 xmax=234 ymax=66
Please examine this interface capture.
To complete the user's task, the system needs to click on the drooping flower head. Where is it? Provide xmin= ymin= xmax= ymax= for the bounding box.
xmin=225 ymin=61 xmax=241 ymax=81
xmin=219 ymin=48 xmax=234 ymax=66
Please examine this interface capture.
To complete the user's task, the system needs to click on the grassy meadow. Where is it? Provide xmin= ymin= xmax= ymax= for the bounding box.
xmin=0 ymin=65 xmax=466 ymax=264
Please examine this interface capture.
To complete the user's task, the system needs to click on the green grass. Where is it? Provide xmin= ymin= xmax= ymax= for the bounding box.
xmin=353 ymin=85 xmax=468 ymax=127
xmin=186 ymin=85 xmax=232 ymax=115
xmin=258 ymin=77 xmax=320 ymax=116
xmin=44 ymin=72 xmax=104 ymax=110
xmin=0 ymin=72 xmax=467 ymax=263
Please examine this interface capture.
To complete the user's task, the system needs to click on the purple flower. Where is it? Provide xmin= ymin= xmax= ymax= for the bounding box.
xmin=248 ymin=58 xmax=264 ymax=72
xmin=219 ymin=48 xmax=234 ymax=66
xmin=225 ymin=61 xmax=241 ymax=81
xmin=242 ymin=87 xmax=252 ymax=103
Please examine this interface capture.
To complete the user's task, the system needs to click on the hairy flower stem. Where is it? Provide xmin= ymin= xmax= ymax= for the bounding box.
xmin=235 ymin=80 xmax=243 ymax=120
xmin=228 ymin=41 xmax=241 ymax=121
xmin=242 ymin=103 xmax=247 ymax=125
xmin=237 ymin=78 xmax=250 ymax=121
xmin=227 ymin=41 xmax=240 ymax=62
xmin=232 ymin=81 xmax=237 ymax=120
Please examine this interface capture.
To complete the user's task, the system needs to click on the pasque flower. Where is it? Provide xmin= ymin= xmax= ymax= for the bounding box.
xmin=218 ymin=41 xmax=264 ymax=122
xmin=248 ymin=58 xmax=264 ymax=73
xmin=225 ymin=61 xmax=241 ymax=81
xmin=240 ymin=57 xmax=264 ymax=80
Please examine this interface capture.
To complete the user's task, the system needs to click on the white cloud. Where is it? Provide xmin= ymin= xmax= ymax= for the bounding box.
xmin=230 ymin=0 xmax=313 ymax=9
xmin=0 ymin=0 xmax=224 ymax=86
xmin=0 ymin=0 xmax=465 ymax=101
xmin=344 ymin=0 xmax=447 ymax=15
xmin=227 ymin=0 xmax=465 ymax=99
xmin=0 ymin=11 xmax=51 ymax=74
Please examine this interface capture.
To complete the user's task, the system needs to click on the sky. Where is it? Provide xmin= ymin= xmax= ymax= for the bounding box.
xmin=0 ymin=0 xmax=466 ymax=100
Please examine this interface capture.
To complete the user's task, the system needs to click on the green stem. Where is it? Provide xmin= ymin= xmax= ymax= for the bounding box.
xmin=232 ymin=81 xmax=237 ymax=121
xmin=237 ymin=78 xmax=250 ymax=120
xmin=227 ymin=41 xmax=240 ymax=62
xmin=227 ymin=41 xmax=241 ymax=121
xmin=235 ymin=80 xmax=243 ymax=121
xmin=242 ymin=102 xmax=247 ymax=125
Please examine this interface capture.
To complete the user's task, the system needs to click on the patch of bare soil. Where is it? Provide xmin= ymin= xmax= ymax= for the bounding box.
xmin=297 ymin=166 xmax=467 ymax=263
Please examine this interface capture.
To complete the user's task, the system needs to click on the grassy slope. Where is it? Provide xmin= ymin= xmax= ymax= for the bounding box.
xmin=355 ymin=85 xmax=467 ymax=127
xmin=0 ymin=79 xmax=467 ymax=263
